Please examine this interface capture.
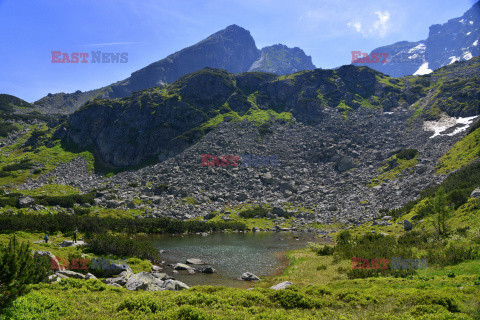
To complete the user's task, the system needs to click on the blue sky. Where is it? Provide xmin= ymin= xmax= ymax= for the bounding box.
xmin=0 ymin=0 xmax=477 ymax=102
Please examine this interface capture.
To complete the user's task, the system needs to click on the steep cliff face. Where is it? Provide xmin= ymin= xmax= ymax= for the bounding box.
xmin=248 ymin=44 xmax=315 ymax=75
xmin=63 ymin=58 xmax=480 ymax=167
xmin=426 ymin=1 xmax=480 ymax=70
xmin=353 ymin=1 xmax=480 ymax=77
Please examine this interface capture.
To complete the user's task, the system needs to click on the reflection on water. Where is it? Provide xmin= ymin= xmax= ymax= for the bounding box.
xmin=141 ymin=231 xmax=322 ymax=288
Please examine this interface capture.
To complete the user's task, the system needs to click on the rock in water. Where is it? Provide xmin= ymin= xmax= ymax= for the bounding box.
xmin=174 ymin=263 xmax=195 ymax=270
xmin=186 ymin=258 xmax=206 ymax=265
xmin=238 ymin=272 xmax=260 ymax=281
xmin=197 ymin=266 xmax=216 ymax=274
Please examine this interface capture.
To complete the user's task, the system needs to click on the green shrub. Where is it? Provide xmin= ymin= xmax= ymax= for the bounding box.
xmin=34 ymin=192 xmax=96 ymax=208
xmin=317 ymin=264 xmax=327 ymax=270
xmin=2 ymin=160 xmax=34 ymax=172
xmin=0 ymin=235 xmax=51 ymax=310
xmin=0 ymin=212 xmax=247 ymax=235
xmin=176 ymin=305 xmax=211 ymax=320
xmin=396 ymin=149 xmax=419 ymax=160
xmin=85 ymin=233 xmax=160 ymax=262
xmin=270 ymin=288 xmax=324 ymax=309
xmin=0 ymin=121 xmax=17 ymax=137
xmin=73 ymin=207 xmax=91 ymax=216
xmin=313 ymin=245 xmax=335 ymax=256
xmin=238 ymin=205 xmax=271 ymax=218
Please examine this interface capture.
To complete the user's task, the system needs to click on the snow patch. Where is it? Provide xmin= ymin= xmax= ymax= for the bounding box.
xmin=448 ymin=56 xmax=460 ymax=64
xmin=424 ymin=115 xmax=479 ymax=139
xmin=413 ymin=62 xmax=433 ymax=75
xmin=464 ymin=51 xmax=473 ymax=60
xmin=408 ymin=43 xmax=426 ymax=54
xmin=467 ymin=32 xmax=471 ymax=35
xmin=469 ymin=21 xmax=474 ymax=25
xmin=408 ymin=54 xmax=419 ymax=59
xmin=473 ymin=40 xmax=478 ymax=47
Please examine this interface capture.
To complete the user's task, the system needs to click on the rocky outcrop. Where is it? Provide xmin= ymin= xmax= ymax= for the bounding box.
xmin=63 ymin=57 xmax=480 ymax=167
xmin=249 ymin=44 xmax=315 ymax=75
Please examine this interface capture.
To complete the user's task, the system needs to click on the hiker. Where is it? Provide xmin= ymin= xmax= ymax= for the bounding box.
xmin=44 ymin=234 xmax=48 ymax=243
xmin=73 ymin=229 xmax=78 ymax=243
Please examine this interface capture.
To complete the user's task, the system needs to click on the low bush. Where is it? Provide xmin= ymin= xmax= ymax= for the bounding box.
xmin=85 ymin=233 xmax=160 ymax=262
xmin=238 ymin=205 xmax=270 ymax=218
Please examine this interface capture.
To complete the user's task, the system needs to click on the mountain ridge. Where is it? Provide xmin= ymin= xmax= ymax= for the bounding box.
xmin=33 ymin=25 xmax=315 ymax=114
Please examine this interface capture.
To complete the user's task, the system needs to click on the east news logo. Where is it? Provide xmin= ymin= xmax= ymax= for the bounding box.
xmin=51 ymin=51 xmax=128 ymax=63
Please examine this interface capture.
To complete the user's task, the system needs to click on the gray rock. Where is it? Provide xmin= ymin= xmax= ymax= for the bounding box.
xmin=102 ymin=263 xmax=133 ymax=277
xmin=18 ymin=197 xmax=35 ymax=208
xmin=186 ymin=258 xmax=206 ymax=265
xmin=47 ymin=274 xmax=62 ymax=283
xmin=124 ymin=272 xmax=188 ymax=291
xmin=471 ymin=188 xmax=480 ymax=198
xmin=56 ymin=270 xmax=86 ymax=280
xmin=152 ymin=265 xmax=163 ymax=272
xmin=125 ymin=272 xmax=165 ymax=291
xmin=404 ymin=220 xmax=413 ymax=231
xmin=34 ymin=251 xmax=63 ymax=270
xmin=174 ymin=263 xmax=195 ymax=270
xmin=238 ymin=272 xmax=260 ymax=281
xmin=196 ymin=265 xmax=216 ymax=274
xmin=60 ymin=240 xmax=85 ymax=248
xmin=163 ymin=279 xmax=190 ymax=291
xmin=270 ymin=281 xmax=293 ymax=290
xmin=85 ymin=273 xmax=97 ymax=280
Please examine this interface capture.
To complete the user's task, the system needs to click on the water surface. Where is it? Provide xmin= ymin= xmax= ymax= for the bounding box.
xmin=143 ymin=231 xmax=321 ymax=288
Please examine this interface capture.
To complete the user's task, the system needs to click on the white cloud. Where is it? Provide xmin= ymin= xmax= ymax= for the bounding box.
xmin=347 ymin=21 xmax=366 ymax=37
xmin=347 ymin=10 xmax=391 ymax=38
xmin=372 ymin=10 xmax=390 ymax=37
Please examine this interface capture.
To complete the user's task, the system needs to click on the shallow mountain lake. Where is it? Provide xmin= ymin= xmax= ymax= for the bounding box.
xmin=142 ymin=231 xmax=325 ymax=288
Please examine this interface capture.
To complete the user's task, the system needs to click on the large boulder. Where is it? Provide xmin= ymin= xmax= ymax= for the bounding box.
xmin=404 ymin=220 xmax=413 ymax=231
xmin=102 ymin=263 xmax=133 ymax=277
xmin=18 ymin=197 xmax=35 ymax=208
xmin=102 ymin=269 xmax=134 ymax=286
xmin=163 ymin=279 xmax=190 ymax=291
xmin=125 ymin=272 xmax=165 ymax=291
xmin=124 ymin=272 xmax=188 ymax=291
xmin=34 ymin=250 xmax=63 ymax=270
